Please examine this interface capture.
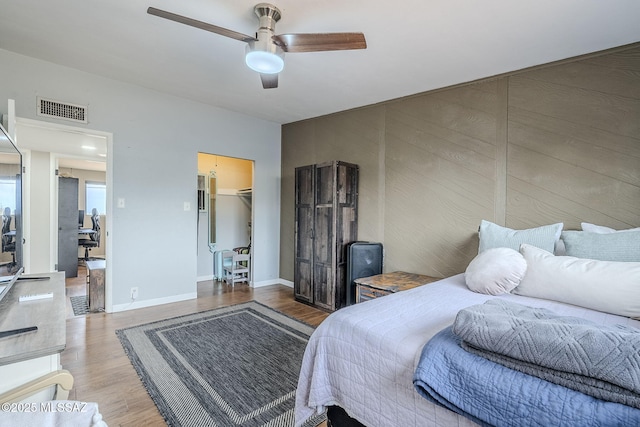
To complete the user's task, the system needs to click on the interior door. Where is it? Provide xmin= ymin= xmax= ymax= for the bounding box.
xmin=58 ymin=176 xmax=79 ymax=278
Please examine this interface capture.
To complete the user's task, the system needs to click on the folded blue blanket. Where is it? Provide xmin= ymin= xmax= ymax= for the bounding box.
xmin=414 ymin=327 xmax=640 ymax=427
xmin=453 ymin=299 xmax=640 ymax=408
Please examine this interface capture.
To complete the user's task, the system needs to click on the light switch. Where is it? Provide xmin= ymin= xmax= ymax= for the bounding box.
xmin=117 ymin=198 xmax=125 ymax=208
xmin=184 ymin=202 xmax=191 ymax=211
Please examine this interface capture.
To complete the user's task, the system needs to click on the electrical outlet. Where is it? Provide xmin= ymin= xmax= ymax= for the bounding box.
xmin=130 ymin=287 xmax=138 ymax=300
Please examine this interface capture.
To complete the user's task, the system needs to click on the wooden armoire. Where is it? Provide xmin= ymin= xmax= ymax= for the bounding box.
xmin=294 ymin=161 xmax=358 ymax=311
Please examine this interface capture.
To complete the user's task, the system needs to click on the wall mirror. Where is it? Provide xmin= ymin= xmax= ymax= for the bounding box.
xmin=208 ymin=171 xmax=217 ymax=249
xmin=0 ymin=124 xmax=22 ymax=276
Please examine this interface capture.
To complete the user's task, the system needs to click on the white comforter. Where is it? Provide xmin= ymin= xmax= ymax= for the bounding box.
xmin=294 ymin=274 xmax=640 ymax=427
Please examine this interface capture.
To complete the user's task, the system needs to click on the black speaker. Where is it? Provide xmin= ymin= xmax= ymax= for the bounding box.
xmin=346 ymin=242 xmax=383 ymax=306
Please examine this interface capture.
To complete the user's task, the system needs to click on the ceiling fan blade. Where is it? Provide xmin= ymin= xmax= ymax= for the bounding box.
xmin=147 ymin=7 xmax=257 ymax=43
xmin=260 ymin=73 xmax=279 ymax=89
xmin=274 ymin=33 xmax=366 ymax=53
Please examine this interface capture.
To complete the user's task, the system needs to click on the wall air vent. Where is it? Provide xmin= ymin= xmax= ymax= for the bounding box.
xmin=37 ymin=97 xmax=88 ymax=124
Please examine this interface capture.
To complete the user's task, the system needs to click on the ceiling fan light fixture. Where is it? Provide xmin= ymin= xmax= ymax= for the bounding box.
xmin=245 ymin=50 xmax=284 ymax=74
xmin=245 ymin=42 xmax=284 ymax=74
xmin=148 ymin=3 xmax=367 ymax=89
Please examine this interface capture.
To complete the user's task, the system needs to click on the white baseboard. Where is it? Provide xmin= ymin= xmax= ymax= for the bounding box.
xmin=111 ymin=292 xmax=197 ymax=313
xmin=253 ymin=278 xmax=293 ymax=288
xmin=279 ymin=279 xmax=293 ymax=288
xmin=197 ymin=274 xmax=214 ymax=282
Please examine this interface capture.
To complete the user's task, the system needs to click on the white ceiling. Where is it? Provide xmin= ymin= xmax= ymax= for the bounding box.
xmin=1 ymin=0 xmax=639 ymax=125
xmin=16 ymin=121 xmax=107 ymax=172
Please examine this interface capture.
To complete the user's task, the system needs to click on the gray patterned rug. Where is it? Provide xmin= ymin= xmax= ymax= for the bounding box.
xmin=70 ymin=295 xmax=89 ymax=316
xmin=116 ymin=301 xmax=325 ymax=427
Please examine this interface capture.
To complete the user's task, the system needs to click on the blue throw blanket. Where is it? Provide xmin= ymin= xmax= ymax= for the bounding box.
xmin=413 ymin=327 xmax=640 ymax=427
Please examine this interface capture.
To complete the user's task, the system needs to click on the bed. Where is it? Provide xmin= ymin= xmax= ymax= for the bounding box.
xmin=294 ymin=221 xmax=640 ymax=427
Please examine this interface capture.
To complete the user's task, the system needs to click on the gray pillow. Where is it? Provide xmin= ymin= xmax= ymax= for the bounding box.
xmin=478 ymin=220 xmax=563 ymax=254
xmin=561 ymin=230 xmax=640 ymax=262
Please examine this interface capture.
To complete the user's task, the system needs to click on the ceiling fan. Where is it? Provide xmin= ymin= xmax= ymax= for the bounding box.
xmin=147 ymin=3 xmax=367 ymax=89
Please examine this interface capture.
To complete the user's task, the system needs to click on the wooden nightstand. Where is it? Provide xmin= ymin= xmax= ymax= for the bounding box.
xmin=354 ymin=271 xmax=440 ymax=303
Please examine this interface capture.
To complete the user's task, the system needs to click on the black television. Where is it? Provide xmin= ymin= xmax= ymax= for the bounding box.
xmin=0 ymin=122 xmax=23 ymax=302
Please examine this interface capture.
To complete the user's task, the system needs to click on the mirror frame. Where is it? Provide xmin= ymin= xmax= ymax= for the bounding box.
xmin=0 ymin=123 xmax=23 ymax=275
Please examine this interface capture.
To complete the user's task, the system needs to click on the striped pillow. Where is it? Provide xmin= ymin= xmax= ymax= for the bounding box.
xmin=478 ymin=220 xmax=563 ymax=254
xmin=562 ymin=230 xmax=640 ymax=262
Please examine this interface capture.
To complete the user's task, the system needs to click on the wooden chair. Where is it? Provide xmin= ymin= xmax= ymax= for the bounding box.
xmin=0 ymin=369 xmax=107 ymax=426
xmin=0 ymin=369 xmax=74 ymax=403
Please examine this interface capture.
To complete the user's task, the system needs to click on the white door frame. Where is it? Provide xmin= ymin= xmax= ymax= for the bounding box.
xmin=15 ymin=117 xmax=114 ymax=312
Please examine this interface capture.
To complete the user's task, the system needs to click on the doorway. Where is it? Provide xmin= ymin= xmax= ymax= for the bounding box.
xmin=197 ymin=153 xmax=253 ymax=283
xmin=15 ymin=117 xmax=112 ymax=314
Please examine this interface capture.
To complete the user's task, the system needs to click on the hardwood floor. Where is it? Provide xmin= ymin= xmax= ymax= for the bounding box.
xmin=62 ymin=266 xmax=329 ymax=426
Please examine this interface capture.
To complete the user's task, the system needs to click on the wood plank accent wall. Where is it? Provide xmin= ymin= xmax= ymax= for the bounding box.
xmin=280 ymin=43 xmax=640 ymax=280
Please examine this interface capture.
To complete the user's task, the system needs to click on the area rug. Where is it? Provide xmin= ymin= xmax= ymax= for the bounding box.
xmin=70 ymin=295 xmax=89 ymax=316
xmin=116 ymin=301 xmax=325 ymax=427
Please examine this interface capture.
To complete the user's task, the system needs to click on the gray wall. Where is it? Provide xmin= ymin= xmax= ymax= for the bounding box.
xmin=0 ymin=48 xmax=282 ymax=310
xmin=281 ymin=43 xmax=640 ymax=280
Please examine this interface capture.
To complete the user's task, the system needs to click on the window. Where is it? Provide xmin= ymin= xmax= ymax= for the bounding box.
xmin=85 ymin=181 xmax=106 ymax=215
xmin=0 ymin=176 xmax=17 ymax=212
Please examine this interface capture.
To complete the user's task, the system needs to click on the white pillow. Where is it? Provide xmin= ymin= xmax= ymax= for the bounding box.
xmin=478 ymin=220 xmax=563 ymax=254
xmin=581 ymin=222 xmax=640 ymax=234
xmin=465 ymin=247 xmax=527 ymax=295
xmin=514 ymin=244 xmax=640 ymax=318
